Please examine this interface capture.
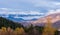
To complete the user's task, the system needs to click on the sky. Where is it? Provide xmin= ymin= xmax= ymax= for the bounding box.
xmin=0 ymin=0 xmax=60 ymax=21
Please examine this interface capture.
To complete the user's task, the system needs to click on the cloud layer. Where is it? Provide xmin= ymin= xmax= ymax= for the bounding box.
xmin=0 ymin=8 xmax=44 ymax=20
xmin=0 ymin=0 xmax=60 ymax=20
xmin=46 ymin=9 xmax=60 ymax=15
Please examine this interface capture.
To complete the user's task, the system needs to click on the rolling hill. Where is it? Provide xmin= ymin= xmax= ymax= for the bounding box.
xmin=30 ymin=13 xmax=60 ymax=28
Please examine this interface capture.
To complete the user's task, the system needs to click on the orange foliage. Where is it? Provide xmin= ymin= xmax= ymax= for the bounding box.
xmin=14 ymin=27 xmax=25 ymax=35
xmin=42 ymin=17 xmax=56 ymax=35
xmin=0 ymin=27 xmax=25 ymax=35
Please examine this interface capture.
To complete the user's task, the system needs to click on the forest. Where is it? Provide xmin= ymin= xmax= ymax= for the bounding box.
xmin=0 ymin=17 xmax=59 ymax=35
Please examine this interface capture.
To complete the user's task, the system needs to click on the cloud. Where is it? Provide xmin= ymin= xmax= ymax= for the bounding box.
xmin=0 ymin=8 xmax=44 ymax=15
xmin=0 ymin=0 xmax=60 ymax=10
xmin=20 ymin=0 xmax=60 ymax=9
xmin=54 ymin=2 xmax=60 ymax=5
xmin=46 ymin=9 xmax=60 ymax=15
xmin=1 ymin=0 xmax=60 ymax=20
xmin=34 ymin=0 xmax=60 ymax=9
xmin=0 ymin=8 xmax=44 ymax=20
xmin=18 ymin=0 xmax=60 ymax=7
xmin=0 ymin=11 xmax=43 ymax=15
xmin=14 ymin=16 xmax=42 ymax=20
xmin=0 ymin=8 xmax=8 ymax=10
xmin=0 ymin=11 xmax=43 ymax=20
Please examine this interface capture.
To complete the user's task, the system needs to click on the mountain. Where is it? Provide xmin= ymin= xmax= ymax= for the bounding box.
xmin=0 ymin=17 xmax=23 ymax=29
xmin=53 ymin=20 xmax=60 ymax=29
xmin=0 ymin=14 xmax=39 ymax=21
xmin=0 ymin=13 xmax=60 ymax=28
xmin=30 ymin=13 xmax=60 ymax=28
xmin=31 ymin=13 xmax=60 ymax=23
xmin=8 ymin=17 xmax=25 ymax=22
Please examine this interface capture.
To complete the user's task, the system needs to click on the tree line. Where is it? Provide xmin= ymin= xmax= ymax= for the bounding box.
xmin=0 ymin=17 xmax=59 ymax=35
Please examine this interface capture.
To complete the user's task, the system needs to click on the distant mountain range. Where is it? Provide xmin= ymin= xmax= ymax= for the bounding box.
xmin=30 ymin=13 xmax=60 ymax=29
xmin=32 ymin=13 xmax=60 ymax=23
xmin=0 ymin=14 xmax=39 ymax=22
xmin=0 ymin=13 xmax=60 ymax=29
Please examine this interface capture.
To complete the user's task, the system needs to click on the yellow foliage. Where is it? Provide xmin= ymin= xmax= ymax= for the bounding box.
xmin=15 ymin=27 xmax=25 ymax=35
xmin=1 ymin=27 xmax=7 ymax=32
xmin=0 ymin=27 xmax=7 ymax=35
xmin=42 ymin=17 xmax=56 ymax=35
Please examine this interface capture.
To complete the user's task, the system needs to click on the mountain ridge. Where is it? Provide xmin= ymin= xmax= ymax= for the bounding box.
xmin=31 ymin=13 xmax=60 ymax=24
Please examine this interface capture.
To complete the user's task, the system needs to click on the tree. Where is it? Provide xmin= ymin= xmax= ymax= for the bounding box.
xmin=14 ymin=27 xmax=25 ymax=35
xmin=7 ymin=27 xmax=14 ymax=35
xmin=0 ymin=27 xmax=7 ymax=35
xmin=35 ymin=26 xmax=44 ymax=35
xmin=1 ymin=27 xmax=6 ymax=32
xmin=42 ymin=17 xmax=56 ymax=35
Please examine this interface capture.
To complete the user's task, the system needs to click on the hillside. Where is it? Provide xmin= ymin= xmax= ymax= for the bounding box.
xmin=32 ymin=13 xmax=60 ymax=23
xmin=0 ymin=17 xmax=23 ymax=29
xmin=30 ymin=13 xmax=60 ymax=28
